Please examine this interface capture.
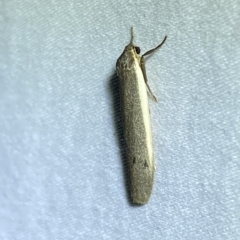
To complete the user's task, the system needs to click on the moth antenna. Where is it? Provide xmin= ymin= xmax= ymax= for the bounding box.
xmin=130 ymin=27 xmax=134 ymax=44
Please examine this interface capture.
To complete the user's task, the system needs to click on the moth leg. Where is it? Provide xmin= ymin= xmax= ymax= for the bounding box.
xmin=140 ymin=56 xmax=157 ymax=102
xmin=141 ymin=36 xmax=167 ymax=102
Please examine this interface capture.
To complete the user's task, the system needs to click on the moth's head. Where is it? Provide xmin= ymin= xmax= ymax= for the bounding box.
xmin=133 ymin=45 xmax=141 ymax=55
xmin=124 ymin=44 xmax=141 ymax=56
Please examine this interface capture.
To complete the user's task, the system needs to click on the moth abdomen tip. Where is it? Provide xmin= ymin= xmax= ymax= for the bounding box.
xmin=132 ymin=196 xmax=150 ymax=205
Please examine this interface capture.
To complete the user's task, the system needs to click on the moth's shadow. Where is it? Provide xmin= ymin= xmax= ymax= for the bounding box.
xmin=109 ymin=71 xmax=142 ymax=207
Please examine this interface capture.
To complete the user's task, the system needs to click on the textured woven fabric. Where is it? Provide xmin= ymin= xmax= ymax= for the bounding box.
xmin=1 ymin=0 xmax=240 ymax=239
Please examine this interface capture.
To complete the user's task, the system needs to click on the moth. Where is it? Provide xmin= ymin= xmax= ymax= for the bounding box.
xmin=116 ymin=28 xmax=167 ymax=204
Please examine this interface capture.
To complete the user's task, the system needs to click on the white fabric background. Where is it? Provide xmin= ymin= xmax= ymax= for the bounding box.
xmin=0 ymin=0 xmax=240 ymax=239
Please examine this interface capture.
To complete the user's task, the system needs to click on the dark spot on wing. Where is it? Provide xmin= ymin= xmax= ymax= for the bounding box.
xmin=144 ymin=161 xmax=148 ymax=168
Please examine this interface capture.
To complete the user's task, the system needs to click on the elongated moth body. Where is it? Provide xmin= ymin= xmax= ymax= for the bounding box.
xmin=116 ymin=28 xmax=167 ymax=204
